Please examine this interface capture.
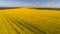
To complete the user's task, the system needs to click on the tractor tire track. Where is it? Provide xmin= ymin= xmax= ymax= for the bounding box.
xmin=1 ymin=13 xmax=20 ymax=34
xmin=6 ymin=15 xmax=46 ymax=34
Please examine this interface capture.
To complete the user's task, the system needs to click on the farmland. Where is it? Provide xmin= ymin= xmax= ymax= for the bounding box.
xmin=0 ymin=8 xmax=60 ymax=34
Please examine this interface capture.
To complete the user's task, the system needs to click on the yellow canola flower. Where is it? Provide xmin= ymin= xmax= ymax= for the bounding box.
xmin=0 ymin=8 xmax=60 ymax=34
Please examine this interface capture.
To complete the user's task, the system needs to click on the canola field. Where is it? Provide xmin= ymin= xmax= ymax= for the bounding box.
xmin=0 ymin=8 xmax=60 ymax=34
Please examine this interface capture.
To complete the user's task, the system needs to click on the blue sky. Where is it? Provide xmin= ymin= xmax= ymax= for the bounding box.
xmin=0 ymin=0 xmax=60 ymax=8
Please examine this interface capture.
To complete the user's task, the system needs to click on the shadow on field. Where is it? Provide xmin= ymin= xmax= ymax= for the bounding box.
xmin=0 ymin=7 xmax=60 ymax=10
xmin=30 ymin=8 xmax=60 ymax=10
xmin=0 ymin=7 xmax=21 ymax=10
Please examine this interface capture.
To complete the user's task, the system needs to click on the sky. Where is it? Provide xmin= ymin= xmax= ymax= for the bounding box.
xmin=0 ymin=0 xmax=60 ymax=8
